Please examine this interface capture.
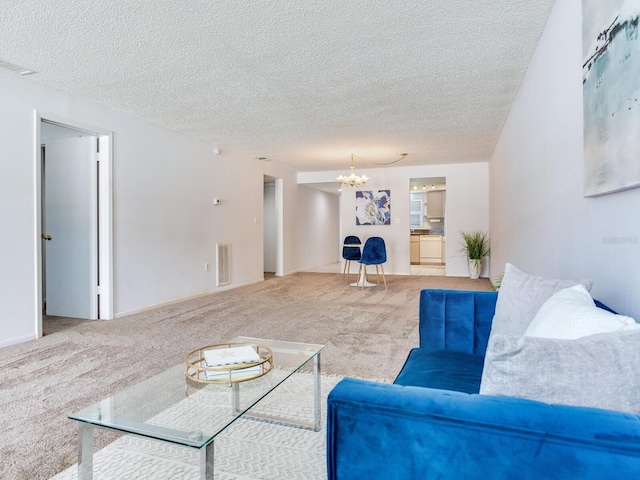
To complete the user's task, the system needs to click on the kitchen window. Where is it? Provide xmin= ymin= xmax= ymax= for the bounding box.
xmin=410 ymin=194 xmax=424 ymax=227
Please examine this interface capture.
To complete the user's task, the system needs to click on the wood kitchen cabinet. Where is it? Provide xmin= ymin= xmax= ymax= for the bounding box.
xmin=410 ymin=235 xmax=420 ymax=264
xmin=426 ymin=191 xmax=445 ymax=218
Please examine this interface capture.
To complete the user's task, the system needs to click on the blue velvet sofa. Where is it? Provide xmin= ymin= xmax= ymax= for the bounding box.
xmin=326 ymin=289 xmax=640 ymax=479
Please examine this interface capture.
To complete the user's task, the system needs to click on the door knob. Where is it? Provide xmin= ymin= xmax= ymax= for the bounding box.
xmin=42 ymin=234 xmax=52 ymax=241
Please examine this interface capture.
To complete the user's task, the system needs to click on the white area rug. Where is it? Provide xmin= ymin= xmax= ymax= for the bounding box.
xmin=51 ymin=373 xmax=344 ymax=480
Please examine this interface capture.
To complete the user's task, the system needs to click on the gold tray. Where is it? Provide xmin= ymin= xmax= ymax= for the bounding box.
xmin=185 ymin=342 xmax=274 ymax=385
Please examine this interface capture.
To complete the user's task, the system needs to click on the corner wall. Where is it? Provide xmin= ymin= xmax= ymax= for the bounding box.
xmin=489 ymin=0 xmax=640 ymax=316
xmin=263 ymin=163 xmax=341 ymax=275
xmin=0 ymin=73 xmax=333 ymax=347
xmin=289 ymin=185 xmax=341 ymax=272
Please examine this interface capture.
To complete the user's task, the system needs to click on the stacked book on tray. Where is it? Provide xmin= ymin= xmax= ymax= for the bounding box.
xmin=203 ymin=345 xmax=261 ymax=380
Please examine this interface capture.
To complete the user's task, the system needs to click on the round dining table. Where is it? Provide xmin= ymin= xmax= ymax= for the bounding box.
xmin=342 ymin=242 xmax=376 ymax=287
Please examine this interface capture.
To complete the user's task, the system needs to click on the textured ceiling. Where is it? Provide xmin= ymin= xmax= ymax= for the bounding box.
xmin=1 ymin=1 xmax=555 ymax=171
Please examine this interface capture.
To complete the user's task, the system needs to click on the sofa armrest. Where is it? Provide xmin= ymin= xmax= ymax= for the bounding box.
xmin=327 ymin=378 xmax=640 ymax=480
xmin=419 ymin=289 xmax=497 ymax=355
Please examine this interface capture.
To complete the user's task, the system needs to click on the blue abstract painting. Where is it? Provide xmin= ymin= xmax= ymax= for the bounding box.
xmin=583 ymin=0 xmax=640 ymax=196
xmin=355 ymin=190 xmax=391 ymax=226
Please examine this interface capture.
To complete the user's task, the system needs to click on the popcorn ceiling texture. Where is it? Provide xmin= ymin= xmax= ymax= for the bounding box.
xmin=1 ymin=0 xmax=555 ymax=170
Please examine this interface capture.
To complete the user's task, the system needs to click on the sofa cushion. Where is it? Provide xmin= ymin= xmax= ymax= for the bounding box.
xmin=525 ymin=285 xmax=640 ymax=339
xmin=490 ymin=263 xmax=592 ymax=337
xmin=419 ymin=289 xmax=497 ymax=355
xmin=394 ymin=348 xmax=484 ymax=394
xmin=479 ymin=330 xmax=640 ymax=414
xmin=328 ymin=378 xmax=640 ymax=480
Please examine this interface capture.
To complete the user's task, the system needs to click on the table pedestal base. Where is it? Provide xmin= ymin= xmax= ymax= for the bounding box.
xmin=350 ymin=267 xmax=376 ymax=287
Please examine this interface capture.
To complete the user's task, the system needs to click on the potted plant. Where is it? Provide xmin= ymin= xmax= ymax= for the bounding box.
xmin=458 ymin=231 xmax=490 ymax=280
xmin=489 ymin=272 xmax=503 ymax=291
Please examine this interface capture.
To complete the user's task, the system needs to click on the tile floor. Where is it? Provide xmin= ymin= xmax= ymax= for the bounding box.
xmin=410 ymin=264 xmax=446 ymax=276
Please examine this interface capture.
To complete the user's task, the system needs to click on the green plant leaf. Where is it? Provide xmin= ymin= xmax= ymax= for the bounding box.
xmin=489 ymin=272 xmax=504 ymax=291
xmin=458 ymin=230 xmax=490 ymax=260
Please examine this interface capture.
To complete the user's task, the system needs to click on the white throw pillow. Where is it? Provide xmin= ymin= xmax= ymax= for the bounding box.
xmin=525 ymin=285 xmax=640 ymax=339
xmin=490 ymin=263 xmax=593 ymax=337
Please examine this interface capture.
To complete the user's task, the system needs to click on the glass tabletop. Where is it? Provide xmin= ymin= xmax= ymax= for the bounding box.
xmin=68 ymin=337 xmax=324 ymax=448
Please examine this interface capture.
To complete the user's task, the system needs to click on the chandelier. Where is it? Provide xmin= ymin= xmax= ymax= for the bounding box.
xmin=336 ymin=153 xmax=408 ymax=187
xmin=336 ymin=154 xmax=369 ymax=187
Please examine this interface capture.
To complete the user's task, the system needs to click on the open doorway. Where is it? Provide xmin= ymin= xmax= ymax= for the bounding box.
xmin=409 ymin=177 xmax=446 ymax=276
xmin=36 ymin=115 xmax=113 ymax=337
xmin=263 ymin=175 xmax=283 ymax=278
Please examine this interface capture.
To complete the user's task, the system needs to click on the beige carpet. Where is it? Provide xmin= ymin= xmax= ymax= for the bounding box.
xmin=0 ymin=272 xmax=490 ymax=479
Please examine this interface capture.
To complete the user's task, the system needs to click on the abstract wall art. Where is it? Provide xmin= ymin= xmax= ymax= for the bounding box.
xmin=583 ymin=0 xmax=640 ymax=196
xmin=355 ymin=190 xmax=391 ymax=226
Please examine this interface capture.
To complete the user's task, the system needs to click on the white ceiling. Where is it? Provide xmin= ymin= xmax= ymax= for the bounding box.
xmin=1 ymin=1 xmax=555 ymax=172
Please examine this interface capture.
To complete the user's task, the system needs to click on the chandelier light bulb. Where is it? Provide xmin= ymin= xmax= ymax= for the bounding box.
xmin=335 ymin=153 xmax=405 ymax=187
xmin=337 ymin=154 xmax=368 ymax=187
xmin=337 ymin=165 xmax=369 ymax=187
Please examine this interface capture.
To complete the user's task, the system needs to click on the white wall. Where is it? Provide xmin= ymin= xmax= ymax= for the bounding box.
xmin=114 ymin=124 xmax=263 ymax=316
xmin=299 ymin=161 xmax=490 ymax=276
xmin=490 ymin=0 xmax=640 ymax=317
xmin=265 ymin=162 xmax=341 ymax=274
xmin=290 ymin=185 xmax=341 ymax=271
xmin=0 ymin=73 xmax=335 ymax=347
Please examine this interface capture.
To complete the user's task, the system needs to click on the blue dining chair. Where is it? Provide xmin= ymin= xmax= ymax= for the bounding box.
xmin=358 ymin=237 xmax=387 ymax=289
xmin=342 ymin=235 xmax=361 ymax=282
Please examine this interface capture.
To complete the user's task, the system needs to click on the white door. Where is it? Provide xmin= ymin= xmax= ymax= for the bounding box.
xmin=43 ymin=136 xmax=98 ymax=319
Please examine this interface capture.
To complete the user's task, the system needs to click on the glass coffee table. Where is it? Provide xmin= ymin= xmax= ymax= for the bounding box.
xmin=69 ymin=337 xmax=325 ymax=480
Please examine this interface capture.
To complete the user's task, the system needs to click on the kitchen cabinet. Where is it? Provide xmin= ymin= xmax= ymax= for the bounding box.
xmin=420 ymin=235 xmax=443 ymax=264
xmin=426 ymin=191 xmax=445 ymax=218
xmin=410 ymin=235 xmax=420 ymax=264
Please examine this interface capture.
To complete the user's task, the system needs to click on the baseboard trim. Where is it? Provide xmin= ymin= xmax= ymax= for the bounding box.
xmin=114 ymin=279 xmax=264 ymax=319
xmin=0 ymin=333 xmax=38 ymax=348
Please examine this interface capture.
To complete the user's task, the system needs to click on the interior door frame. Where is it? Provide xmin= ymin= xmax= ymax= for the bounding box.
xmin=275 ymin=178 xmax=284 ymax=277
xmin=34 ymin=111 xmax=114 ymax=336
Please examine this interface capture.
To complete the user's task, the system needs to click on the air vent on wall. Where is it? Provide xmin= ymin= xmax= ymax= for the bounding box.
xmin=216 ymin=243 xmax=230 ymax=286
xmin=0 ymin=59 xmax=37 ymax=76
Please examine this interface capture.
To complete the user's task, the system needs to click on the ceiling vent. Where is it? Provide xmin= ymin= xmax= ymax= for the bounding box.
xmin=0 ymin=59 xmax=36 ymax=76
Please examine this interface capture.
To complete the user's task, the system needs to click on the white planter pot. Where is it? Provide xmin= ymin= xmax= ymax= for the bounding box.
xmin=468 ymin=259 xmax=482 ymax=280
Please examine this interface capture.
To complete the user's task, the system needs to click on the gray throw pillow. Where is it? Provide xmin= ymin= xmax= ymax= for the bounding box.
xmin=490 ymin=263 xmax=593 ymax=336
xmin=479 ymin=330 xmax=640 ymax=414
